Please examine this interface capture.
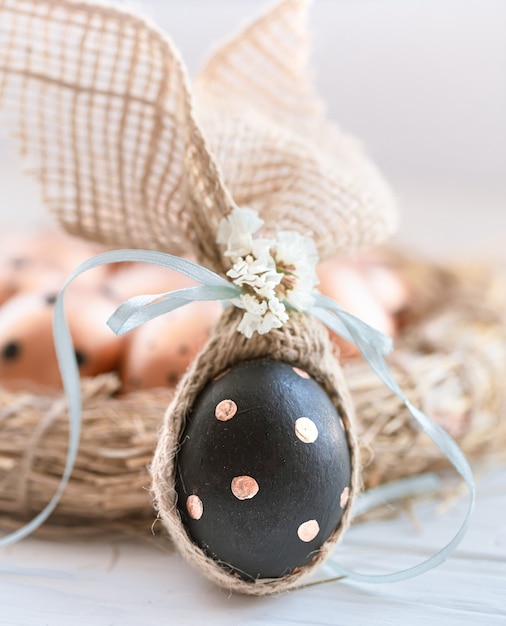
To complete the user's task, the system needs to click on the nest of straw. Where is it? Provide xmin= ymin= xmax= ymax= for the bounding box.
xmin=1 ymin=254 xmax=505 ymax=538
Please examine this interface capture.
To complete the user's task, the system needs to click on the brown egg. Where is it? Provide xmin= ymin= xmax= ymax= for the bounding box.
xmin=0 ymin=289 xmax=125 ymax=391
xmin=0 ymin=225 xmax=104 ymax=271
xmin=0 ymin=258 xmax=67 ymax=306
xmin=107 ymin=262 xmax=198 ymax=302
xmin=120 ymin=300 xmax=222 ymax=392
xmin=353 ymin=251 xmax=412 ymax=314
xmin=316 ymin=258 xmax=396 ymax=358
xmin=0 ymin=226 xmax=109 ymax=293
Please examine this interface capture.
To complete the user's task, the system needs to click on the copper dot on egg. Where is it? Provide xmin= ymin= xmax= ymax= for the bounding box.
xmin=292 ymin=366 xmax=310 ymax=379
xmin=297 ymin=519 xmax=320 ymax=542
xmin=340 ymin=487 xmax=350 ymax=509
xmin=186 ymin=494 xmax=204 ymax=520
xmin=231 ymin=475 xmax=259 ymax=500
xmin=294 ymin=417 xmax=319 ymax=443
xmin=215 ymin=399 xmax=237 ymax=422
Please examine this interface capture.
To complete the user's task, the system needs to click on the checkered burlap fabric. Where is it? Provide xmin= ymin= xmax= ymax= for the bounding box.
xmin=0 ymin=0 xmax=397 ymax=274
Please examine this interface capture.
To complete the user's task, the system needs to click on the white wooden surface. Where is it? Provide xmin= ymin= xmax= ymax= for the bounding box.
xmin=1 ymin=1 xmax=506 ymax=623
xmin=1 ymin=468 xmax=505 ymax=626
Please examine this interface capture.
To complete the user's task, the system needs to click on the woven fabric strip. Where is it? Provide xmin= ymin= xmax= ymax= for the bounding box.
xmin=0 ymin=0 xmax=397 ymax=274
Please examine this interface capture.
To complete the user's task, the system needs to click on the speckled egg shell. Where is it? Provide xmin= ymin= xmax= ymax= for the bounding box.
xmin=120 ymin=300 xmax=222 ymax=392
xmin=317 ymin=258 xmax=396 ymax=358
xmin=0 ymin=259 xmax=66 ymax=306
xmin=65 ymin=289 xmax=126 ymax=378
xmin=175 ymin=358 xmax=351 ymax=581
xmin=0 ymin=227 xmax=109 ymax=290
xmin=359 ymin=261 xmax=410 ymax=315
xmin=0 ymin=226 xmax=104 ymax=271
xmin=0 ymin=289 xmax=124 ymax=390
xmin=107 ymin=262 xmax=198 ymax=302
xmin=0 ymin=291 xmax=59 ymax=389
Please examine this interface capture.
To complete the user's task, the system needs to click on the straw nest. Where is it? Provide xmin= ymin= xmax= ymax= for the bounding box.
xmin=1 ymin=253 xmax=506 ymax=539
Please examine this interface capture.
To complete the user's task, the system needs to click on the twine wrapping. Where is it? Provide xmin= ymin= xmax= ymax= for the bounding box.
xmin=151 ymin=307 xmax=360 ymax=595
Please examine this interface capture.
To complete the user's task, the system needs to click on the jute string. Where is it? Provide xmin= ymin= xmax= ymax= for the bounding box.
xmin=151 ymin=307 xmax=361 ymax=595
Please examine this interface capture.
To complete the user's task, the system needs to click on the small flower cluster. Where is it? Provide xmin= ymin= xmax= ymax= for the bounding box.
xmin=216 ymin=207 xmax=319 ymax=338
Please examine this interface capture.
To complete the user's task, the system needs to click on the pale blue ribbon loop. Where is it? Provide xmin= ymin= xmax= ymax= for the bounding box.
xmin=0 ymin=284 xmax=81 ymax=547
xmin=108 ymin=284 xmax=239 ymax=335
xmin=0 ymin=248 xmax=475 ymax=587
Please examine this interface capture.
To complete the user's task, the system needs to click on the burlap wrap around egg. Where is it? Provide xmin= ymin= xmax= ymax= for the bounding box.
xmin=0 ymin=0 xmax=401 ymax=592
xmin=152 ymin=308 xmax=360 ymax=594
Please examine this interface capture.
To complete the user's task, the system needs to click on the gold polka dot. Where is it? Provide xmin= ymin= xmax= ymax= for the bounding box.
xmin=297 ymin=519 xmax=320 ymax=542
xmin=292 ymin=366 xmax=310 ymax=379
xmin=231 ymin=475 xmax=259 ymax=500
xmin=295 ymin=417 xmax=318 ymax=443
xmin=186 ymin=495 xmax=203 ymax=520
xmin=340 ymin=486 xmax=350 ymax=508
xmin=215 ymin=399 xmax=237 ymax=421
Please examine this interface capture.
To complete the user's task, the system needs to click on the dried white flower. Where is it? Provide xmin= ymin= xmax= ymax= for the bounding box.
xmin=274 ymin=230 xmax=318 ymax=311
xmin=216 ymin=207 xmax=264 ymax=259
xmin=233 ymin=293 xmax=268 ymax=316
xmin=236 ymin=311 xmax=265 ymax=338
xmin=217 ymin=207 xmax=319 ymax=337
xmin=268 ymin=297 xmax=289 ymax=323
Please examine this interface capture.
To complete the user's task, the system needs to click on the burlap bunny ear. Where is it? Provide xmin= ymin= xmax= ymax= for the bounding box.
xmin=0 ymin=0 xmax=397 ymax=275
xmin=0 ymin=0 xmax=235 ymax=265
xmin=196 ymin=0 xmax=324 ymax=134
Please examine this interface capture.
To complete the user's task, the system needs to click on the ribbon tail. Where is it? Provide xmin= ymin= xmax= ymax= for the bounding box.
xmin=0 ymin=272 xmax=81 ymax=546
xmin=311 ymin=293 xmax=394 ymax=356
xmin=351 ymin=473 xmax=442 ymax=520
xmin=311 ymin=294 xmax=476 ymax=584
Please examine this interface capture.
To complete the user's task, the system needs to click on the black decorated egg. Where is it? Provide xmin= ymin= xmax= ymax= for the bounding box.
xmin=175 ymin=358 xmax=351 ymax=581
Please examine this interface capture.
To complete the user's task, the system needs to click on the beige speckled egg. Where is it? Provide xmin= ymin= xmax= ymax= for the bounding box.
xmin=0 ymin=289 xmax=125 ymax=391
xmin=0 ymin=226 xmax=110 ymax=295
xmin=359 ymin=261 xmax=410 ymax=315
xmin=120 ymin=300 xmax=222 ymax=392
xmin=0 ymin=226 xmax=104 ymax=272
xmin=317 ymin=258 xmax=396 ymax=358
xmin=0 ymin=258 xmax=67 ymax=306
xmin=107 ymin=262 xmax=198 ymax=302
